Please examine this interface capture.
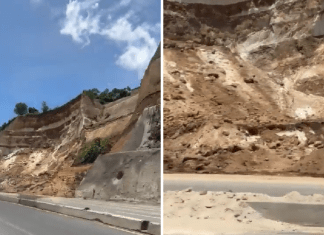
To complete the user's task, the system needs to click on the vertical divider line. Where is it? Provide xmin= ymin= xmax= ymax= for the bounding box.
xmin=160 ymin=0 xmax=164 ymax=234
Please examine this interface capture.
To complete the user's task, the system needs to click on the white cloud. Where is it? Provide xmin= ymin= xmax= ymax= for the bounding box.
xmin=100 ymin=15 xmax=157 ymax=73
xmin=117 ymin=45 xmax=155 ymax=71
xmin=60 ymin=0 xmax=101 ymax=46
xmin=60 ymin=0 xmax=159 ymax=75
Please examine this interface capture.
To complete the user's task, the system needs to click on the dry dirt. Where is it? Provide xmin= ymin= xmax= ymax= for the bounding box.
xmin=163 ymin=0 xmax=324 ymax=177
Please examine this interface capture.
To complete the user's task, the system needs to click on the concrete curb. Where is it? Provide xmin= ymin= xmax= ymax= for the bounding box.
xmin=147 ymin=222 xmax=161 ymax=235
xmin=0 ymin=193 xmax=160 ymax=235
xmin=0 ymin=193 xmax=19 ymax=204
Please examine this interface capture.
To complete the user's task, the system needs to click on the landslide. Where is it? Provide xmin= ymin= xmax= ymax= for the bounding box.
xmin=163 ymin=0 xmax=324 ymax=176
xmin=0 ymin=44 xmax=161 ymax=197
xmin=0 ymin=93 xmax=139 ymax=197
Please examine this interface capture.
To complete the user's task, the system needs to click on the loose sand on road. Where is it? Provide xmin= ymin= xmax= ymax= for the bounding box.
xmin=164 ymin=190 xmax=324 ymax=235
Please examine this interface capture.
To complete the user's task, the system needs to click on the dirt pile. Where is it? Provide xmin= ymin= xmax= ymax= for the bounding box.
xmin=163 ymin=0 xmax=324 ymax=176
xmin=0 ymin=45 xmax=161 ymax=198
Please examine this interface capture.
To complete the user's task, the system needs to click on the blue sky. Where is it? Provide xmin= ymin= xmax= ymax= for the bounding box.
xmin=0 ymin=0 xmax=160 ymax=125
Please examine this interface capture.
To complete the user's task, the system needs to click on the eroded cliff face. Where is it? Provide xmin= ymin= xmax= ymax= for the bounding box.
xmin=76 ymin=45 xmax=161 ymax=203
xmin=164 ymin=0 xmax=324 ymax=176
xmin=0 ymin=46 xmax=161 ymax=198
xmin=112 ymin=49 xmax=161 ymax=153
xmin=0 ymin=94 xmax=139 ymax=197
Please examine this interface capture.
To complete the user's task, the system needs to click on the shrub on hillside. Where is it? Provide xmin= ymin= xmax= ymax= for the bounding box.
xmin=83 ymin=87 xmax=131 ymax=105
xmin=83 ymin=88 xmax=100 ymax=100
xmin=28 ymin=107 xmax=39 ymax=114
xmin=41 ymin=101 xmax=50 ymax=113
xmin=75 ymin=138 xmax=111 ymax=165
xmin=14 ymin=103 xmax=28 ymax=116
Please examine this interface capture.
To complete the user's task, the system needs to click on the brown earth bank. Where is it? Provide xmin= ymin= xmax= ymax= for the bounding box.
xmin=0 ymin=45 xmax=161 ymax=199
xmin=163 ymin=0 xmax=324 ymax=176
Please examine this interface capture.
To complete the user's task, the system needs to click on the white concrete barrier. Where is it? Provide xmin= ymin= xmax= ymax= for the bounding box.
xmin=0 ymin=193 xmax=160 ymax=235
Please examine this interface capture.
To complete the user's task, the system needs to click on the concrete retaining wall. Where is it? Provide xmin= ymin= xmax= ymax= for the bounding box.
xmin=75 ymin=149 xmax=161 ymax=203
xmin=313 ymin=19 xmax=324 ymax=37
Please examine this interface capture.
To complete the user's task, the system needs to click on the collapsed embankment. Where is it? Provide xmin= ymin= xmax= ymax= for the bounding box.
xmin=0 ymin=93 xmax=138 ymax=197
xmin=163 ymin=0 xmax=324 ymax=176
xmin=0 ymin=45 xmax=161 ymax=203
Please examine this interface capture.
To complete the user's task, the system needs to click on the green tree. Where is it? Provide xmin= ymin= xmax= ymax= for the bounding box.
xmin=28 ymin=107 xmax=39 ymax=114
xmin=111 ymin=88 xmax=119 ymax=95
xmin=41 ymin=101 xmax=50 ymax=113
xmin=83 ymin=89 xmax=99 ymax=100
xmin=119 ymin=89 xmax=129 ymax=98
xmin=14 ymin=102 xmax=28 ymax=116
xmin=101 ymin=88 xmax=110 ymax=95
xmin=90 ymin=88 xmax=100 ymax=96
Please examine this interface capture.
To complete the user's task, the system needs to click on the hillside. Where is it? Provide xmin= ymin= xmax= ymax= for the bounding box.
xmin=0 ymin=45 xmax=161 ymax=202
xmin=163 ymin=0 xmax=324 ymax=176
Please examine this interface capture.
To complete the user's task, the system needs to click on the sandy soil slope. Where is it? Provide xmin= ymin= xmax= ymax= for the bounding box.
xmin=163 ymin=0 xmax=324 ymax=177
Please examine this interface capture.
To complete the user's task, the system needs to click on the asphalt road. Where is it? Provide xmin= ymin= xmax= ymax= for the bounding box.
xmin=164 ymin=174 xmax=324 ymax=196
xmin=0 ymin=200 xmax=140 ymax=235
xmin=249 ymin=202 xmax=324 ymax=227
